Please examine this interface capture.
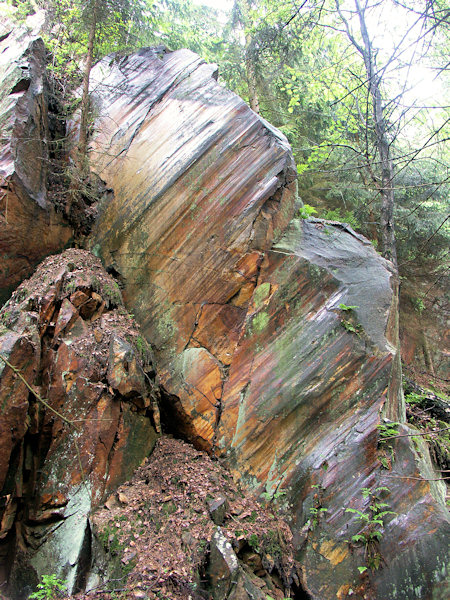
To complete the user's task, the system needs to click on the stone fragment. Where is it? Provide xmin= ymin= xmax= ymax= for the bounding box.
xmin=79 ymin=295 xmax=100 ymax=320
xmin=53 ymin=298 xmax=79 ymax=337
xmin=107 ymin=335 xmax=147 ymax=398
xmin=93 ymin=328 xmax=103 ymax=343
xmin=209 ymin=527 xmax=239 ymax=600
xmin=208 ymin=495 xmax=229 ymax=525
xmin=118 ymin=492 xmax=129 ymax=505
xmin=227 ymin=568 xmax=267 ymax=600
xmin=70 ymin=290 xmax=90 ymax=308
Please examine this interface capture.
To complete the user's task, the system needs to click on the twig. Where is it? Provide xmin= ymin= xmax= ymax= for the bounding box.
xmin=0 ymin=353 xmax=74 ymax=425
xmin=382 ymin=474 xmax=450 ymax=482
xmin=0 ymin=353 xmax=86 ymax=481
xmin=381 ymin=426 xmax=450 ymax=440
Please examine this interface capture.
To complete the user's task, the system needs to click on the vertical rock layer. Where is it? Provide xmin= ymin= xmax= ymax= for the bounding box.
xmin=87 ymin=48 xmax=449 ymax=599
xmin=0 ymin=18 xmax=72 ymax=305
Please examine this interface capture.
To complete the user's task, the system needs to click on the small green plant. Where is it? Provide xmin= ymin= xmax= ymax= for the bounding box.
xmin=338 ymin=303 xmax=362 ymax=335
xmin=29 ymin=574 xmax=67 ymax=600
xmin=345 ymin=486 xmax=396 ymax=571
xmin=308 ymin=483 xmax=328 ymax=530
xmin=412 ymin=297 xmax=425 ymax=314
xmin=377 ymin=421 xmax=400 ymax=468
xmin=260 ymin=488 xmax=286 ymax=503
xmin=341 ymin=319 xmax=362 ymax=335
xmin=338 ymin=303 xmax=359 ymax=312
xmin=309 ymin=506 xmax=328 ymax=529
xmin=404 ymin=391 xmax=424 ymax=405
xmin=298 ymin=203 xmax=318 ymax=219
xmin=248 ymin=533 xmax=259 ymax=552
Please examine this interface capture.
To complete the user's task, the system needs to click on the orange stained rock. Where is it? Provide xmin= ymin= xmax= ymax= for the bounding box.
xmin=161 ymin=347 xmax=223 ymax=449
xmin=190 ymin=304 xmax=246 ymax=365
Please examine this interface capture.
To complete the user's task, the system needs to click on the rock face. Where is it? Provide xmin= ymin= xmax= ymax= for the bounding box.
xmin=85 ymin=47 xmax=298 ymax=450
xmin=400 ymin=277 xmax=449 ymax=384
xmin=0 ymin=17 xmax=72 ymax=305
xmin=0 ymin=24 xmax=447 ymax=598
xmin=86 ymin=48 xmax=449 ymax=599
xmin=0 ymin=249 xmax=159 ymax=597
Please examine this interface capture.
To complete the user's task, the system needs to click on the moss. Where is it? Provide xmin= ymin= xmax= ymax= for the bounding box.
xmin=252 ymin=282 xmax=271 ymax=309
xmin=101 ymin=282 xmax=122 ymax=308
xmin=134 ymin=335 xmax=153 ymax=365
xmin=308 ymin=263 xmax=323 ymax=285
xmin=251 ymin=311 xmax=270 ymax=334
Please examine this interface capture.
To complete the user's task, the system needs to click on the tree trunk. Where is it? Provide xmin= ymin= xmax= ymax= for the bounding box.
xmin=354 ymin=0 xmax=397 ymax=267
xmin=238 ymin=0 xmax=260 ymax=114
xmin=77 ymin=0 xmax=99 ymax=174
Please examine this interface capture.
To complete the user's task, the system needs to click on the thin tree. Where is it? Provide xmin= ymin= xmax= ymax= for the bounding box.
xmin=234 ymin=0 xmax=261 ymax=113
xmin=77 ymin=0 xmax=100 ymax=174
xmin=336 ymin=0 xmax=398 ymax=266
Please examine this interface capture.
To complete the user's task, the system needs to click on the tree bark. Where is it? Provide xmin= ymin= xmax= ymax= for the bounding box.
xmin=237 ymin=0 xmax=260 ymax=114
xmin=336 ymin=0 xmax=398 ymax=267
xmin=354 ymin=0 xmax=397 ymax=266
xmin=77 ymin=0 xmax=99 ymax=174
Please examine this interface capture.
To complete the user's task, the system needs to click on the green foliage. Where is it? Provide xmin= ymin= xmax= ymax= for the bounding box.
xmin=309 ymin=506 xmax=328 ymax=529
xmin=29 ymin=574 xmax=67 ymax=600
xmin=345 ymin=486 xmax=396 ymax=572
xmin=298 ymin=203 xmax=318 ymax=219
xmin=338 ymin=303 xmax=359 ymax=312
xmin=260 ymin=488 xmax=286 ymax=502
xmin=377 ymin=421 xmax=400 ymax=469
xmin=338 ymin=302 xmax=363 ymax=335
xmin=308 ymin=483 xmax=327 ymax=531
xmin=341 ymin=319 xmax=362 ymax=335
xmin=248 ymin=533 xmax=259 ymax=552
xmin=412 ymin=297 xmax=426 ymax=314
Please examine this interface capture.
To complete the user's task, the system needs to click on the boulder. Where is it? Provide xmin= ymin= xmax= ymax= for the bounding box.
xmin=215 ymin=218 xmax=448 ymax=599
xmin=83 ymin=45 xmax=449 ymax=598
xmin=0 ymin=249 xmax=159 ymax=598
xmin=85 ymin=46 xmax=298 ymax=450
xmin=209 ymin=527 xmax=240 ymax=600
xmin=0 ymin=17 xmax=72 ymax=305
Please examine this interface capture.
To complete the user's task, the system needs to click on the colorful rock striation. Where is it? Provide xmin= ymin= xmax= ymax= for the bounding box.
xmin=86 ymin=48 xmax=449 ymax=599
xmin=85 ymin=47 xmax=297 ymax=451
xmin=0 ymin=24 xmax=447 ymax=599
xmin=0 ymin=249 xmax=159 ymax=597
xmin=0 ymin=16 xmax=72 ymax=304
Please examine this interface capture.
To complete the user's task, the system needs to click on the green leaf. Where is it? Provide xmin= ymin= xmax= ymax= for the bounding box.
xmin=338 ymin=303 xmax=359 ymax=312
xmin=358 ymin=566 xmax=368 ymax=574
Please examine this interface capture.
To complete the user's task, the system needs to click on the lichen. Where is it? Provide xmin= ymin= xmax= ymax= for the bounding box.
xmin=252 ymin=282 xmax=271 ymax=309
xmin=251 ymin=311 xmax=270 ymax=334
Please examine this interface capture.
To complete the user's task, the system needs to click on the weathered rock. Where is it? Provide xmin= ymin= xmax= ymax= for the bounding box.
xmin=0 ymin=249 xmax=159 ymax=597
xmin=400 ymin=277 xmax=449 ymax=384
xmin=209 ymin=527 xmax=240 ymax=600
xmin=216 ymin=219 xmax=449 ymax=599
xmin=208 ymin=495 xmax=229 ymax=525
xmin=81 ymin=44 xmax=449 ymax=598
xmin=0 ymin=16 xmax=72 ymax=304
xmin=84 ymin=46 xmax=298 ymax=450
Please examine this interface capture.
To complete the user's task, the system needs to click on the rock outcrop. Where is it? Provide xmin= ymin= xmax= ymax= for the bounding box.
xmin=0 ymin=23 xmax=447 ymax=600
xmin=0 ymin=250 xmax=159 ymax=597
xmin=85 ymin=47 xmax=298 ymax=451
xmin=85 ymin=48 xmax=449 ymax=599
xmin=0 ymin=15 xmax=72 ymax=305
